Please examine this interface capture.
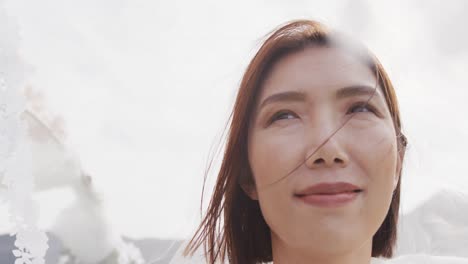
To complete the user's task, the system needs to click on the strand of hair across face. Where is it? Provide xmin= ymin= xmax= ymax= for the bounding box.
xmin=257 ymin=69 xmax=380 ymax=190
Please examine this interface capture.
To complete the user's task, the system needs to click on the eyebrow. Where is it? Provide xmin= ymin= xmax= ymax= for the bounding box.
xmin=258 ymin=85 xmax=380 ymax=111
xmin=336 ymin=85 xmax=379 ymax=99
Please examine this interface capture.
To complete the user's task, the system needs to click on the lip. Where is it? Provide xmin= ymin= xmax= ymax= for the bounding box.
xmin=295 ymin=182 xmax=362 ymax=196
xmin=294 ymin=182 xmax=363 ymax=208
xmin=295 ymin=191 xmax=361 ymax=207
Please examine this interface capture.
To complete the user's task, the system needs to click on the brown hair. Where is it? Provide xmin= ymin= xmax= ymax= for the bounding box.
xmin=184 ymin=19 xmax=408 ymax=264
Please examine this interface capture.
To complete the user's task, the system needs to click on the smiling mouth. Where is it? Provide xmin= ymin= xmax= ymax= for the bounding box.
xmin=294 ymin=190 xmax=363 ymax=207
xmin=295 ymin=189 xmax=363 ymax=197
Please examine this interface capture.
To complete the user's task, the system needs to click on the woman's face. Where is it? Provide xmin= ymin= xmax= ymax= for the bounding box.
xmin=247 ymin=46 xmax=400 ymax=256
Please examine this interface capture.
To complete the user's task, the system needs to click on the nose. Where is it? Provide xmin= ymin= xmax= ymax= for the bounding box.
xmin=304 ymin=123 xmax=349 ymax=169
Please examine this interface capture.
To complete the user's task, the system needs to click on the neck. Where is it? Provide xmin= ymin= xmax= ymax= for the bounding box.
xmin=271 ymin=233 xmax=373 ymax=264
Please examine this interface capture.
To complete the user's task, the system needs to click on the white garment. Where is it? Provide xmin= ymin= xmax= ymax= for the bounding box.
xmin=372 ymin=255 xmax=468 ymax=264
xmin=168 ymin=252 xmax=468 ymax=264
xmin=168 ymin=248 xmax=468 ymax=264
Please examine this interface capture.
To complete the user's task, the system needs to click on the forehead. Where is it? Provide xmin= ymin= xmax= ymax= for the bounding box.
xmin=259 ymin=46 xmax=378 ymax=101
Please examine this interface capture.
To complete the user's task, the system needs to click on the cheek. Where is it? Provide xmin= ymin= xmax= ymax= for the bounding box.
xmin=248 ymin=129 xmax=304 ymax=187
xmin=348 ymin=122 xmax=398 ymax=211
xmin=248 ymin=131 xmax=301 ymax=241
xmin=348 ymin=121 xmax=398 ymax=176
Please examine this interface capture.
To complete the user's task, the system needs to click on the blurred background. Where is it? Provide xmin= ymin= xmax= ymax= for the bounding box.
xmin=0 ymin=0 xmax=467 ymax=263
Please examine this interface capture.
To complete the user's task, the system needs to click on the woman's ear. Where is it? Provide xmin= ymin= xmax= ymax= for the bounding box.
xmin=392 ymin=156 xmax=401 ymax=192
xmin=394 ymin=133 xmax=406 ymax=192
xmin=239 ymin=170 xmax=259 ymax=200
xmin=394 ymin=150 xmax=403 ymax=192
xmin=240 ymin=182 xmax=259 ymax=200
xmin=393 ymin=173 xmax=399 ymax=192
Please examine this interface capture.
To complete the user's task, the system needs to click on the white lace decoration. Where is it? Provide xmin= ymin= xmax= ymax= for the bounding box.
xmin=0 ymin=1 xmax=49 ymax=262
xmin=116 ymin=240 xmax=146 ymax=264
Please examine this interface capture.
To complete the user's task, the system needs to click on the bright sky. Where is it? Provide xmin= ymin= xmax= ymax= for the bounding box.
xmin=2 ymin=0 xmax=468 ymax=240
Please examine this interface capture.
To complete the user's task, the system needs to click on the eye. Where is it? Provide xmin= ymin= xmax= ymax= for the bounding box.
xmin=269 ymin=110 xmax=298 ymax=124
xmin=347 ymin=102 xmax=376 ymax=114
